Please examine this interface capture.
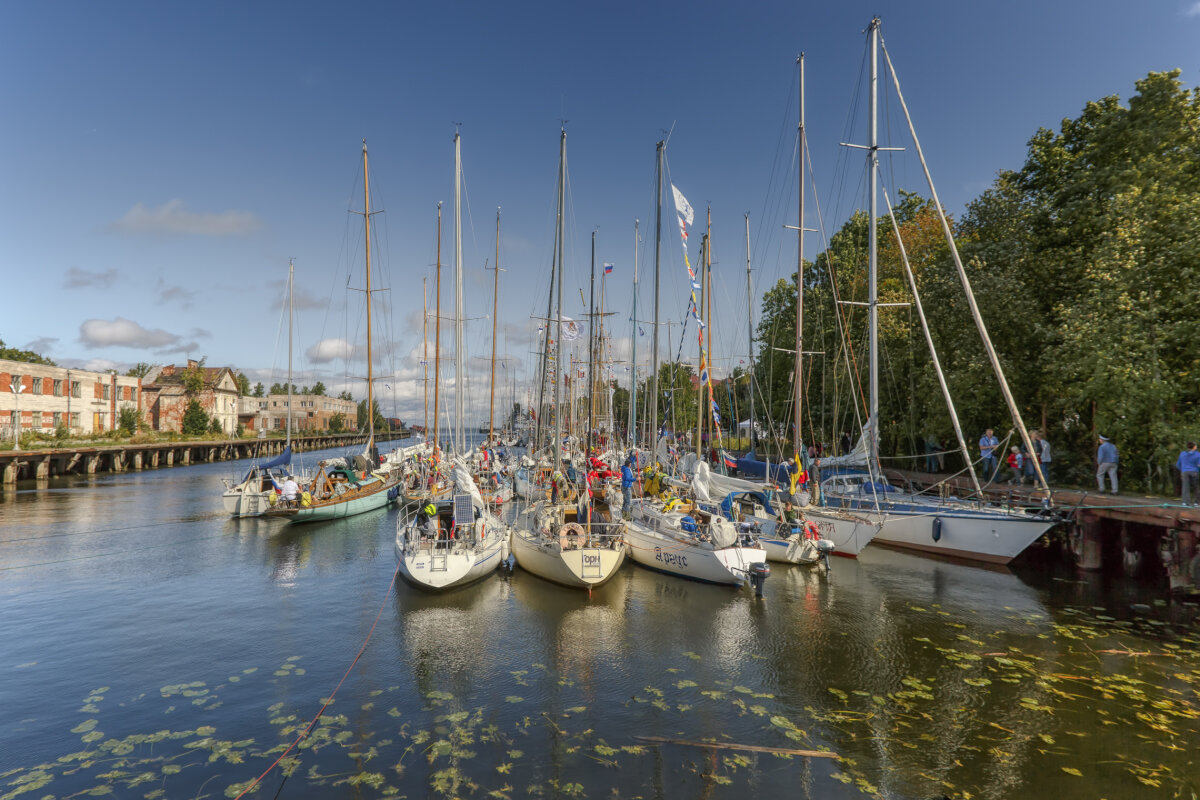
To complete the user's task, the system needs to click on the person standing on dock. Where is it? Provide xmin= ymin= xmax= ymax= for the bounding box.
xmin=1037 ymin=432 xmax=1052 ymax=482
xmin=1176 ymin=442 xmax=1200 ymax=506
xmin=1097 ymin=435 xmax=1119 ymax=494
xmin=979 ymin=429 xmax=1000 ymax=481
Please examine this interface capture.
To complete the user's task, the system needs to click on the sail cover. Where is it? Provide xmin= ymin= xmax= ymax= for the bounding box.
xmin=241 ymin=445 xmax=291 ymax=482
xmin=451 ymin=458 xmax=485 ymax=509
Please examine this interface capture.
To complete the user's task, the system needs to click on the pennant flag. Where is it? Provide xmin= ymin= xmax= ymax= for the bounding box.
xmin=604 ymin=263 xmax=614 ymax=274
xmin=638 ymin=326 xmax=645 ymax=336
xmin=722 ymin=451 xmax=738 ymax=469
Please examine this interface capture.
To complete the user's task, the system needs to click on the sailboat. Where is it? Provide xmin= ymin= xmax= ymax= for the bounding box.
xmin=722 ymin=54 xmax=880 ymax=560
xmin=509 ymin=130 xmax=627 ymax=589
xmin=623 ymin=141 xmax=766 ymax=586
xmin=265 ymin=141 xmax=401 ymax=523
xmin=396 ymin=130 xmax=510 ymax=591
xmin=222 ymin=258 xmax=302 ymax=517
xmin=814 ymin=20 xmax=1056 ymax=564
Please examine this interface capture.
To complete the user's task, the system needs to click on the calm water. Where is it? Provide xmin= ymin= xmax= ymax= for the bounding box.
xmin=2 ymin=440 xmax=1197 ymax=799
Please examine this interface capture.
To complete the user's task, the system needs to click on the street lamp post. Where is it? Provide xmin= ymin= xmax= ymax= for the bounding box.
xmin=11 ymin=378 xmax=26 ymax=451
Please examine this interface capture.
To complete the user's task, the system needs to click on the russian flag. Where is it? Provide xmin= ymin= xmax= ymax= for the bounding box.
xmin=722 ymin=450 xmax=737 ymax=469
xmin=604 ymin=263 xmax=614 ymax=274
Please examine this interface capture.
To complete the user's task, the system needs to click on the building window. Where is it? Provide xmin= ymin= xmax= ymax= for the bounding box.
xmin=70 ymin=412 xmax=80 ymax=429
xmin=53 ymin=412 xmax=63 ymax=428
xmin=131 ymin=388 xmax=138 ymax=403
xmin=71 ymin=381 xmax=81 ymax=398
xmin=32 ymin=378 xmax=43 ymax=395
xmin=31 ymin=411 xmax=42 ymax=429
xmin=53 ymin=379 xmax=63 ymax=396
xmin=103 ymin=384 xmax=110 ymax=400
xmin=274 ymin=418 xmax=283 ymax=429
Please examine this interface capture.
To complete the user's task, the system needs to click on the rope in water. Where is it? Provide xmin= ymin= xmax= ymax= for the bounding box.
xmin=233 ymin=558 xmax=402 ymax=800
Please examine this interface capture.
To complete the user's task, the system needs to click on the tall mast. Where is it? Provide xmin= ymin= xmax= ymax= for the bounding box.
xmin=695 ymin=232 xmax=707 ymax=460
xmin=552 ymin=129 xmax=566 ymax=472
xmin=286 ymin=257 xmax=294 ymax=448
xmin=868 ymin=22 xmax=880 ymax=470
xmin=488 ymin=207 xmax=501 ymax=444
xmin=795 ymin=53 xmax=806 ymax=470
xmin=630 ymin=219 xmax=639 ymax=449
xmin=362 ymin=140 xmax=375 ymax=451
xmin=650 ymin=140 xmax=664 ymax=448
xmin=434 ymin=203 xmax=442 ymax=454
xmin=454 ymin=131 xmax=464 ymax=455
xmin=587 ymin=230 xmax=597 ymax=448
xmin=744 ymin=214 xmax=754 ymax=450
xmin=422 ymin=276 xmax=429 ymax=439
xmin=705 ymin=207 xmax=713 ymax=455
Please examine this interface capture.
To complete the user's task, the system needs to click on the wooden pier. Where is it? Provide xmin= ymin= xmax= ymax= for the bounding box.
xmin=886 ymin=467 xmax=1200 ymax=591
xmin=0 ymin=431 xmax=407 ymax=489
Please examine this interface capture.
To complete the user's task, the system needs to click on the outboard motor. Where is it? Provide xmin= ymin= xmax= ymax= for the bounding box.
xmin=815 ymin=539 xmax=835 ymax=573
xmin=748 ymin=561 xmax=770 ymax=598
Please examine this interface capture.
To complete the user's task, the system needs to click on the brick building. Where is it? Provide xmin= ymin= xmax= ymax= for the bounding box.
xmin=0 ymin=358 xmax=143 ymax=436
xmin=238 ymin=393 xmax=357 ymax=434
xmin=142 ymin=360 xmax=240 ymax=434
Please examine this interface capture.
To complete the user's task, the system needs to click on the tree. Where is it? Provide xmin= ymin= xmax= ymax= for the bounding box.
xmin=235 ymin=372 xmax=251 ymax=396
xmin=126 ymin=362 xmax=153 ymax=378
xmin=312 ymin=381 xmax=326 ymax=396
xmin=182 ymin=358 xmax=207 ymax=397
xmin=329 ymin=412 xmax=346 ymax=433
xmin=182 ymin=400 xmax=209 ymax=435
xmin=253 ymin=382 xmax=264 ymax=398
xmin=118 ymin=406 xmax=139 ymax=435
xmin=0 ymin=338 xmax=55 ymax=366
xmin=338 ymin=390 xmax=354 ymax=402
xmin=209 ymin=417 xmax=223 ymax=435
xmin=357 ymin=399 xmax=386 ymax=432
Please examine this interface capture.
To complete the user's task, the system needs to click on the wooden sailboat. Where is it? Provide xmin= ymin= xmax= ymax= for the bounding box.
xmin=396 ymin=130 xmax=510 ymax=591
xmin=266 ymin=141 xmax=401 ymax=523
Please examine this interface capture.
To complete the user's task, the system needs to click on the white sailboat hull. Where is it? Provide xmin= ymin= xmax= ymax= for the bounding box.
xmin=395 ymin=514 xmax=509 ymax=592
xmin=223 ymin=488 xmax=273 ymax=518
xmin=755 ymin=509 xmax=878 ymax=559
xmin=865 ymin=508 xmax=1054 ymax=564
xmin=624 ymin=520 xmax=764 ymax=586
xmin=510 ymin=527 xmax=626 ymax=588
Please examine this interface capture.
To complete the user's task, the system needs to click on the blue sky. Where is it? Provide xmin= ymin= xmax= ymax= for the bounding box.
xmin=3 ymin=1 xmax=1198 ymax=424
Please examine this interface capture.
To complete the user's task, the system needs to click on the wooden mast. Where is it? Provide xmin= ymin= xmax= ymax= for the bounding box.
xmin=795 ymin=53 xmax=806 ymax=479
xmin=422 ymin=277 xmax=429 ymax=440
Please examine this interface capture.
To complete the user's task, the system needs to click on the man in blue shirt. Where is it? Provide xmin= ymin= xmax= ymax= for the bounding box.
xmin=1176 ymin=441 xmax=1200 ymax=506
xmin=620 ymin=458 xmax=636 ymax=517
xmin=1096 ymin=435 xmax=1119 ymax=493
xmin=979 ymin=429 xmax=1000 ymax=482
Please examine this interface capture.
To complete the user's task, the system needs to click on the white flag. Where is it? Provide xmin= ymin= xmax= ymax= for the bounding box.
xmin=560 ymin=316 xmax=583 ymax=341
xmin=671 ymin=184 xmax=694 ymax=226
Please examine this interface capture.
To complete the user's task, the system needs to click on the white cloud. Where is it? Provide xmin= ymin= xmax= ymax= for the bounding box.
xmin=306 ymin=337 xmax=359 ymax=364
xmin=111 ymin=199 xmax=262 ymax=236
xmin=64 ymin=267 xmax=119 ymax=289
xmin=155 ymin=279 xmax=195 ymax=308
xmin=78 ymin=317 xmax=197 ymax=353
xmin=24 ymin=336 xmax=59 ymax=354
xmin=268 ymin=282 xmax=327 ymax=311
xmin=1187 ymin=1 xmax=1200 ymax=15
xmin=57 ymin=357 xmax=127 ymax=372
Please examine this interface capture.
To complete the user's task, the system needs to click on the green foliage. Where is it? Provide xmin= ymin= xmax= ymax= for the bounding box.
xmin=182 ymin=400 xmax=209 ymax=435
xmin=235 ymin=372 xmax=251 ymax=396
xmin=0 ymin=338 xmax=55 ymax=365
xmin=252 ymin=382 xmax=264 ymax=398
xmin=118 ymin=406 xmax=139 ymax=435
xmin=338 ymin=390 xmax=354 ymax=402
xmin=751 ymin=71 xmax=1200 ymax=492
xmin=312 ymin=381 xmax=326 ymax=396
xmin=181 ymin=358 xmax=207 ymax=397
xmin=357 ymin=399 xmax=386 ymax=432
xmin=209 ymin=417 xmax=223 ymax=434
xmin=126 ymin=362 xmax=153 ymax=378
xmin=329 ymin=412 xmax=346 ymax=433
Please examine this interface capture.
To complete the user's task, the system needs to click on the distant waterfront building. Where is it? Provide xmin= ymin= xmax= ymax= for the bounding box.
xmin=141 ymin=360 xmax=240 ymax=435
xmin=0 ymin=358 xmax=143 ymax=435
xmin=237 ymin=393 xmax=357 ymax=434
